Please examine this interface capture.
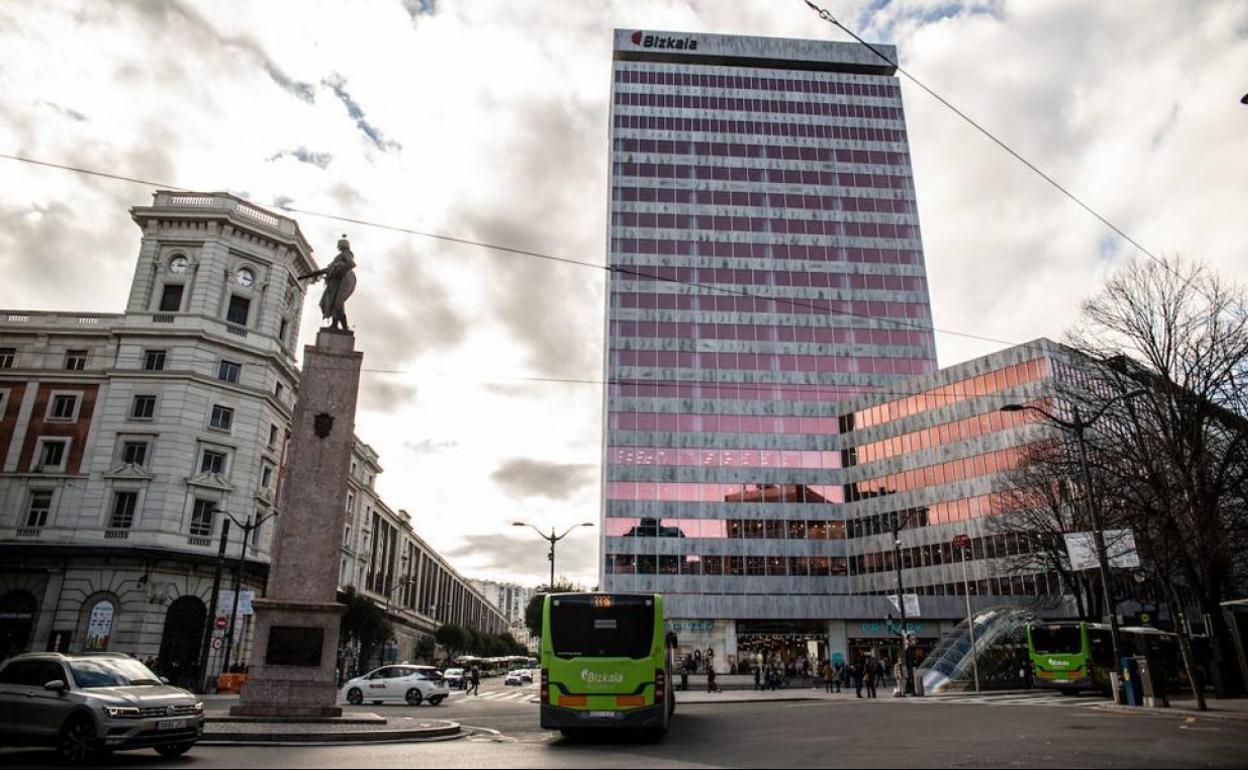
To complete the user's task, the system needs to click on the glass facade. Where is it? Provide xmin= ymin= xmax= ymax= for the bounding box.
xmin=603 ymin=30 xmax=935 ymax=602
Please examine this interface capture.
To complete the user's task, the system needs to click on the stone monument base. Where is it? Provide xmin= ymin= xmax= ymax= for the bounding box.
xmin=229 ymin=599 xmax=346 ymax=718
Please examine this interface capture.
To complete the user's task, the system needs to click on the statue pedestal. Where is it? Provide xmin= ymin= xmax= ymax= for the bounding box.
xmin=231 ymin=330 xmax=362 ymax=718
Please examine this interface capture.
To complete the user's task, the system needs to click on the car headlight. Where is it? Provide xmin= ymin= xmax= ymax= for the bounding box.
xmin=192 ymin=702 xmax=204 ymax=713
xmin=104 ymin=706 xmax=141 ymax=718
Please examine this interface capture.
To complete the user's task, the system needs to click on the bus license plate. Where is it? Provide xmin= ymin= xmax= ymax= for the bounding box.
xmin=157 ymin=719 xmax=188 ymax=731
xmin=587 ymin=711 xmax=620 ymax=719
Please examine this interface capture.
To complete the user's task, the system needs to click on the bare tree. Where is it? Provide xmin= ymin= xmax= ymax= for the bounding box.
xmin=1068 ymin=256 xmax=1248 ymax=707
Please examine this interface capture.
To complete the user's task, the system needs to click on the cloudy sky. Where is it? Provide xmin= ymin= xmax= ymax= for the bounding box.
xmin=2 ymin=0 xmax=1245 ymax=589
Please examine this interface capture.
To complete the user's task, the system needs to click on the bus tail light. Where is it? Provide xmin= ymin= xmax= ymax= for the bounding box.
xmin=654 ymin=668 xmax=666 ymax=703
xmin=540 ymin=668 xmax=549 ymax=703
xmin=558 ymin=695 xmax=587 ymax=708
xmin=617 ymin=695 xmax=645 ymax=708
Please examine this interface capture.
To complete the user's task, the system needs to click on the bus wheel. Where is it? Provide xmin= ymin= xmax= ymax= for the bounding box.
xmin=559 ymin=728 xmax=579 ymax=739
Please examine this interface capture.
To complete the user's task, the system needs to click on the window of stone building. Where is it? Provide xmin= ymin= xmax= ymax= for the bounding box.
xmin=35 ymin=439 xmax=69 ymax=471
xmin=260 ymin=462 xmax=274 ymax=489
xmin=26 ymin=490 xmax=53 ymax=527
xmin=159 ymin=284 xmax=184 ymax=312
xmin=109 ymin=491 xmax=138 ymax=529
xmin=226 ymin=294 xmax=250 ymax=326
xmin=199 ymin=449 xmax=228 ymax=475
xmin=209 ymin=405 xmax=233 ymax=432
xmin=130 ymin=395 xmax=156 ymax=420
xmin=143 ymin=350 xmax=167 ymax=371
xmin=217 ymin=360 xmax=241 ymax=384
xmin=0 ymin=347 xmax=15 ymax=368
xmin=64 ymin=350 xmax=88 ymax=371
xmin=121 ymin=440 xmax=149 ymax=467
xmin=190 ymin=499 xmax=216 ymax=536
xmin=48 ymin=393 xmax=79 ymax=421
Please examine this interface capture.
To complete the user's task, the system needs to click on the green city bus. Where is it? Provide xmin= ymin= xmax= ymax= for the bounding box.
xmin=540 ymin=593 xmax=674 ymax=737
xmin=1027 ymin=622 xmax=1182 ymax=694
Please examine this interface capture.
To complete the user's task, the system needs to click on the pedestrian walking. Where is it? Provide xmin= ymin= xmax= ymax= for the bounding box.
xmin=852 ymin=660 xmax=864 ymax=698
xmin=707 ymin=664 xmax=718 ymax=693
xmin=753 ymin=665 xmax=762 ymax=691
xmin=469 ymin=666 xmax=480 ymax=696
xmin=823 ymin=661 xmax=836 ymax=694
xmin=893 ymin=658 xmax=906 ymax=697
xmin=864 ymin=657 xmax=878 ymax=699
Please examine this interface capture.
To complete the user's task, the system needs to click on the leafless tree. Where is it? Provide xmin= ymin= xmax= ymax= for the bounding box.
xmin=1067 ymin=256 xmax=1248 ymax=708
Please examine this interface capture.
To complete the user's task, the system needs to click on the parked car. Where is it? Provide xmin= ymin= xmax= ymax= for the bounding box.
xmin=442 ymin=667 xmax=466 ymax=689
xmin=340 ymin=665 xmax=449 ymax=706
xmin=0 ymin=652 xmax=204 ymax=764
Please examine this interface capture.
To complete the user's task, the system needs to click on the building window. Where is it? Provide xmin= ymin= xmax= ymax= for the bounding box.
xmin=121 ymin=440 xmax=149 ymax=467
xmin=26 ymin=490 xmax=53 ymax=527
xmin=260 ymin=463 xmax=274 ymax=489
xmin=190 ymin=499 xmax=216 ymax=536
xmin=209 ymin=405 xmax=233 ymax=431
xmin=279 ymin=318 xmax=290 ymax=346
xmin=226 ymin=294 xmax=250 ymax=326
xmin=48 ymin=394 xmax=78 ymax=421
xmin=0 ymin=348 xmax=15 ymax=368
xmin=200 ymin=449 xmax=227 ymax=475
xmin=159 ymin=284 xmax=184 ymax=312
xmin=130 ymin=395 xmax=156 ymax=420
xmin=217 ymin=360 xmax=241 ymax=383
xmin=143 ymin=350 xmax=167 ymax=371
xmin=35 ymin=439 xmax=68 ymax=471
xmin=64 ymin=350 xmax=88 ymax=371
xmin=268 ymin=424 xmax=279 ymax=449
xmin=109 ymin=491 xmax=138 ymax=529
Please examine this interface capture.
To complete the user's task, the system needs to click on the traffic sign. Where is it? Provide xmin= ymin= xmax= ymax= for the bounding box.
xmin=953 ymin=534 xmax=972 ymax=550
xmin=211 ymin=637 xmax=223 ymax=650
xmin=215 ymin=616 xmax=228 ymax=630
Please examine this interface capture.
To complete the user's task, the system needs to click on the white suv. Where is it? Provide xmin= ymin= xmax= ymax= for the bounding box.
xmin=341 ymin=665 xmax=449 ymax=707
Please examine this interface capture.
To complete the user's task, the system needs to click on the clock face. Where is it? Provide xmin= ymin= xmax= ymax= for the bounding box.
xmin=169 ymin=256 xmax=189 ymax=274
xmin=236 ymin=268 xmax=255 ymax=288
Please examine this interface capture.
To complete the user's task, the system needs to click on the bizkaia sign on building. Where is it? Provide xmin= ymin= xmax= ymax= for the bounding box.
xmin=630 ymin=30 xmax=699 ymax=50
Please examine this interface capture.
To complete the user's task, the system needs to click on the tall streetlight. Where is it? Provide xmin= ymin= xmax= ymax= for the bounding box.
xmin=512 ymin=521 xmax=594 ymax=589
xmin=213 ymin=508 xmax=278 ymax=675
xmin=891 ymin=508 xmax=920 ymax=695
xmin=1000 ymin=388 xmax=1147 ymax=699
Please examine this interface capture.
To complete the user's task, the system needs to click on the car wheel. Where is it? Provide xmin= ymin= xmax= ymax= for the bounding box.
xmin=347 ymin=687 xmax=363 ymax=705
xmin=405 ymin=688 xmax=424 ymax=706
xmin=59 ymin=715 xmax=101 ymax=765
xmin=155 ymin=741 xmax=196 ymax=758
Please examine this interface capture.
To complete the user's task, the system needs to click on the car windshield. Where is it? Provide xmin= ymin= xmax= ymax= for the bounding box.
xmin=445 ymin=668 xmax=463 ymax=676
xmin=69 ymin=658 xmax=162 ymax=688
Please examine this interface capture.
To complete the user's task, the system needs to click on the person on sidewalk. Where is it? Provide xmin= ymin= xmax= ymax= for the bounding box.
xmin=864 ymin=658 xmax=878 ymax=699
xmin=893 ymin=658 xmax=906 ymax=697
xmin=706 ymin=664 xmax=718 ymax=694
xmin=468 ymin=666 xmax=480 ymax=696
xmin=852 ymin=659 xmax=864 ymax=699
xmin=753 ymin=664 xmax=762 ymax=691
xmin=823 ymin=661 xmax=836 ymax=694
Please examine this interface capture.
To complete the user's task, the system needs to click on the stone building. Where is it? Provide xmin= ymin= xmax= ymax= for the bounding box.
xmin=0 ymin=191 xmax=503 ymax=686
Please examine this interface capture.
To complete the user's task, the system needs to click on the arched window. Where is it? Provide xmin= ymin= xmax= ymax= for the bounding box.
xmin=83 ymin=599 xmax=116 ymax=651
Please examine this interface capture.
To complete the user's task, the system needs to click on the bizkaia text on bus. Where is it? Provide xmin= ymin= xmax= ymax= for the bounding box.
xmin=631 ymin=31 xmax=699 ymax=50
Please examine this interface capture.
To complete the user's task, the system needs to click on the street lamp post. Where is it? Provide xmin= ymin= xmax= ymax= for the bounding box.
xmin=214 ymin=508 xmax=278 ymax=676
xmin=195 ymin=518 xmax=231 ymax=693
xmin=1000 ymin=389 xmax=1146 ymax=701
xmin=954 ymin=533 xmax=980 ymax=693
xmin=512 ymin=521 xmax=595 ymax=589
xmin=892 ymin=512 xmax=916 ymax=695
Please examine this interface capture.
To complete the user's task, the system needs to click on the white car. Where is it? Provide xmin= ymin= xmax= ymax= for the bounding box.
xmin=504 ymin=670 xmax=528 ymax=686
xmin=341 ymin=665 xmax=449 ymax=706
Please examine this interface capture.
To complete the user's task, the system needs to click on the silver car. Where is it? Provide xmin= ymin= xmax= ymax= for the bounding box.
xmin=0 ymin=652 xmax=204 ymax=764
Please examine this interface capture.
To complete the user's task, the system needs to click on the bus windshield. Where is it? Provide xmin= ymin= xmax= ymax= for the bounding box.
xmin=1031 ymin=625 xmax=1083 ymax=654
xmin=550 ymin=596 xmax=654 ymax=658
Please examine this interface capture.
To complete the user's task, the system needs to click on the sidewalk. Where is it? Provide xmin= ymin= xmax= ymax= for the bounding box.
xmin=1094 ymin=696 xmax=1248 ymax=723
xmin=676 ymin=686 xmax=858 ymax=705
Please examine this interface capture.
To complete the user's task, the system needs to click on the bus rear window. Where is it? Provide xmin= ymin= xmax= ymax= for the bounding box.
xmin=1032 ymin=625 xmax=1083 ymax=654
xmin=550 ymin=597 xmax=654 ymax=659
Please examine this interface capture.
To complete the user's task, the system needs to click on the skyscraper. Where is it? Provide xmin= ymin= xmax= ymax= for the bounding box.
xmin=602 ymin=29 xmax=943 ymax=669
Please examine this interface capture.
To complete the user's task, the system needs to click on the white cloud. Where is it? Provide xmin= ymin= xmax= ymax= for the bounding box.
xmin=1 ymin=0 xmax=1244 ymax=588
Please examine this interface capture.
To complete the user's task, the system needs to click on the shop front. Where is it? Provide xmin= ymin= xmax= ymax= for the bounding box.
xmin=847 ymin=619 xmax=941 ymax=669
xmin=736 ymin=620 xmax=828 ymax=676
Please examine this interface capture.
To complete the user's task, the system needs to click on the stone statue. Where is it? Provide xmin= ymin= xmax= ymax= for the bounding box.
xmin=301 ymin=235 xmax=357 ymax=332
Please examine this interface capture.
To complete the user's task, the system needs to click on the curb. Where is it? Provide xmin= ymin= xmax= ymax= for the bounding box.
xmin=1091 ymin=704 xmax=1248 ymax=723
xmin=677 ymin=695 xmax=825 ymax=705
xmin=199 ymin=720 xmax=461 ymax=745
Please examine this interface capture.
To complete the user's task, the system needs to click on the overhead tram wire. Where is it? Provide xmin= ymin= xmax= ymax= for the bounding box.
xmin=800 ymin=0 xmax=1173 ymax=274
xmin=0 ymin=151 xmax=1064 ymax=383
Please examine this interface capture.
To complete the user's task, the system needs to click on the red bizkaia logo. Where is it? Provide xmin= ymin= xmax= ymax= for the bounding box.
xmin=630 ymin=31 xmax=698 ymax=50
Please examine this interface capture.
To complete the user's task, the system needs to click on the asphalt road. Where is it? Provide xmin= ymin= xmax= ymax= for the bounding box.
xmin=3 ymin=681 xmax=1246 ymax=768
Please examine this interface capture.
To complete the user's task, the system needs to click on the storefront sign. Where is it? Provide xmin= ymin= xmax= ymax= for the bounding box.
xmin=85 ymin=600 xmax=114 ymax=650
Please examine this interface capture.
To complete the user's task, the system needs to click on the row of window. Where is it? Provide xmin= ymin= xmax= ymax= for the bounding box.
xmin=608 ymin=447 xmax=842 ymax=471
xmin=614 ymin=113 xmax=907 ymax=144
xmin=23 ymin=488 xmax=268 ymax=543
xmin=614 ymin=140 xmax=909 ymax=168
xmin=610 ymin=321 xmax=934 ymax=348
xmin=847 ymin=402 xmax=1039 ymax=468
xmin=612 ymin=407 xmax=881 ymax=435
xmin=615 ymin=212 xmax=919 ymax=239
xmin=612 ymin=240 xmax=925 ymax=266
xmin=607 ymin=380 xmax=890 ymax=403
xmin=604 ymin=517 xmax=847 ymax=540
xmin=605 ymin=553 xmax=849 ymax=577
xmin=614 ymin=68 xmax=900 ymax=100
xmin=607 ymin=482 xmax=845 ymax=504
xmin=615 ymin=164 xmax=914 ymax=194
xmin=615 ymin=90 xmax=904 ymax=123
xmin=612 ymin=293 xmax=933 ymax=320
xmin=845 ymin=447 xmax=1026 ymax=502
xmin=610 ymin=352 xmax=935 ymax=377
xmin=615 ymin=267 xmax=928 ymax=293
xmin=615 ymin=187 xmax=917 ymax=215
xmin=854 ymin=532 xmax=1034 ymax=576
xmin=865 ymin=571 xmax=1064 ymax=598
